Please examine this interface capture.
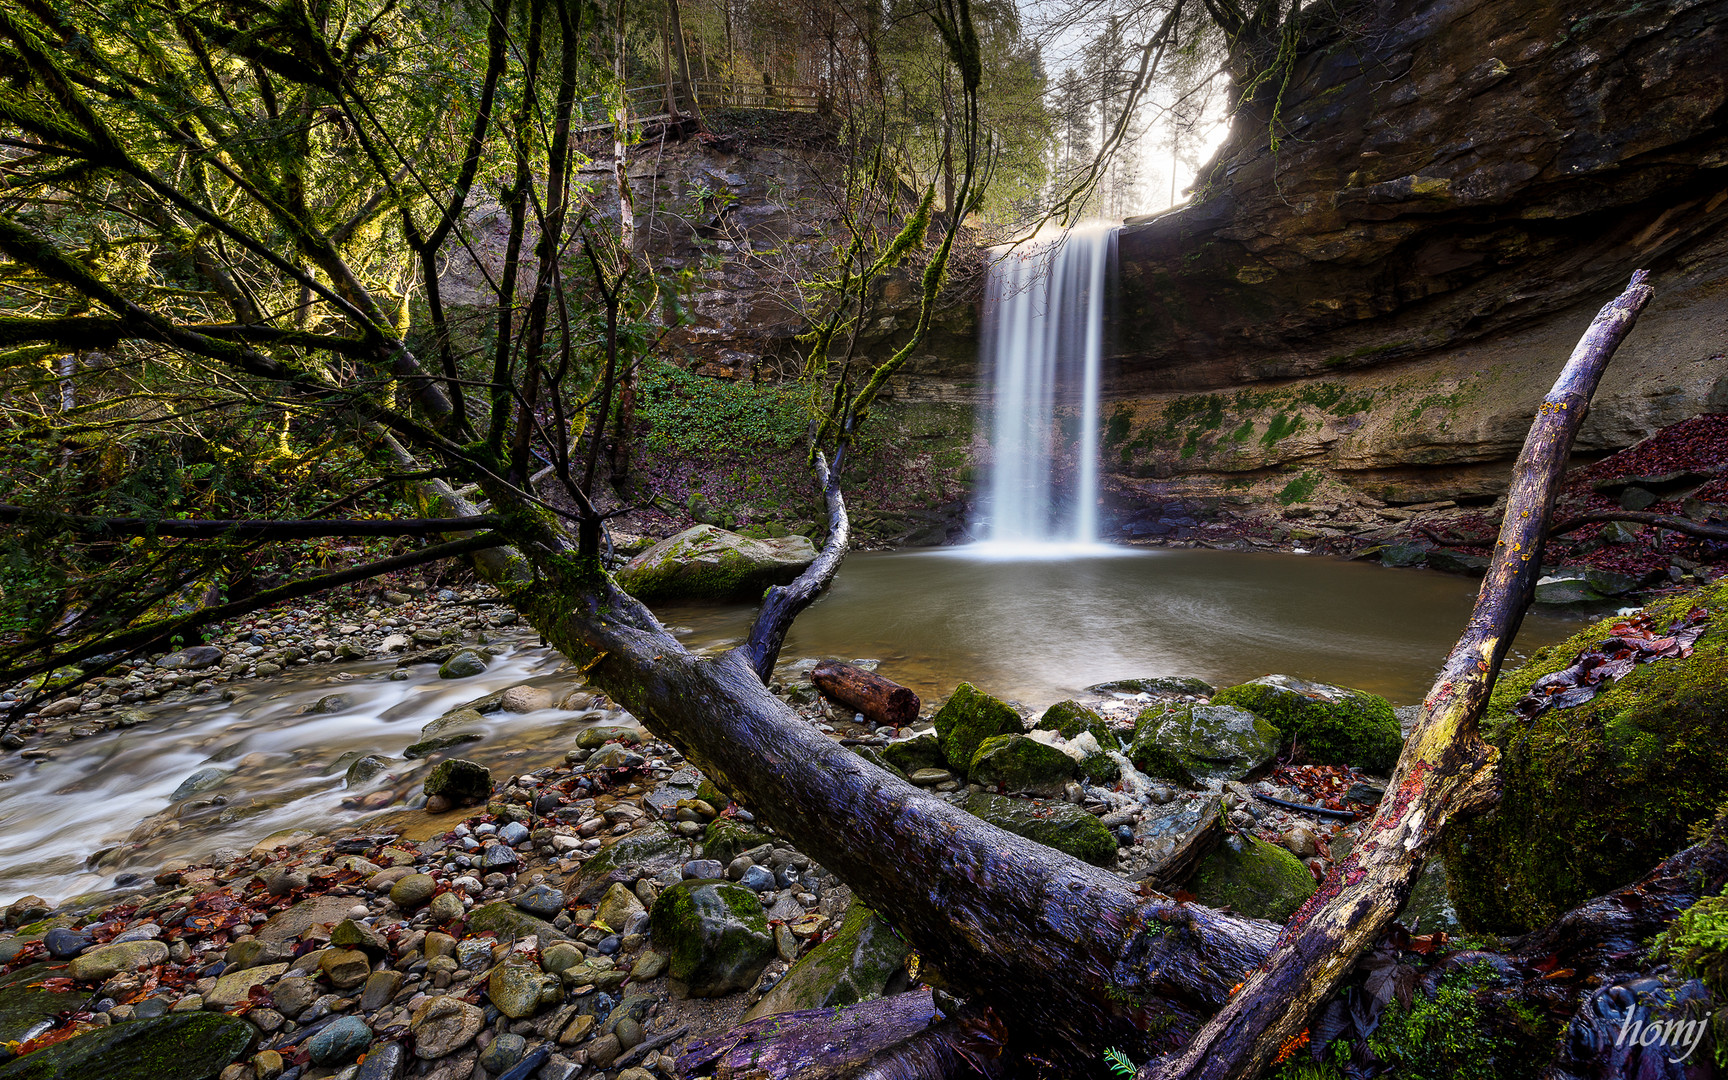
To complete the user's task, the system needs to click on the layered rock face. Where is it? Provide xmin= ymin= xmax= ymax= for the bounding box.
xmin=1099 ymin=0 xmax=1728 ymax=504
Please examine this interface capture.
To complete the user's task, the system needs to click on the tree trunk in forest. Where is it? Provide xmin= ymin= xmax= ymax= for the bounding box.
xmin=665 ymin=0 xmax=701 ymax=122
xmin=811 ymin=661 xmax=921 ymax=728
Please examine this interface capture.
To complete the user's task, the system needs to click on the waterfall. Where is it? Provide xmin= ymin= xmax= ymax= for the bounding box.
xmin=973 ymin=225 xmax=1116 ymax=551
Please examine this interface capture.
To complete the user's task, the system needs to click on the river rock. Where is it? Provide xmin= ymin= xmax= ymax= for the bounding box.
xmin=1034 ymin=700 xmax=1121 ymax=748
xmin=0 ymin=965 xmax=75 ymax=1043
xmin=420 ymin=707 xmax=488 ymax=739
xmin=648 ymin=879 xmax=775 ymax=997
xmin=204 ymin=962 xmax=288 ymax=1008
xmin=513 ymin=883 xmax=565 ymax=919
xmin=0 ymin=1012 xmax=252 ymax=1080
xmin=573 ymin=824 xmax=689 ymax=901
xmin=67 ymin=940 xmax=168 ymax=982
xmin=962 ymin=792 xmax=1116 ymax=867
xmin=438 ymin=650 xmax=489 ymax=679
xmin=411 ymin=996 xmax=484 ymax=1058
xmin=614 ymin=524 xmax=818 ymax=602
xmin=465 ymin=901 xmax=566 ymax=943
xmin=422 ymin=759 xmax=490 ymax=804
xmin=1212 ymin=674 xmax=1403 ymax=772
xmin=42 ymin=927 xmax=90 ymax=960
xmin=879 ymin=733 xmax=943 ymax=775
xmin=389 ymin=874 xmax=437 ymax=910
xmin=574 ymin=725 xmax=642 ymax=750
xmin=932 ymin=682 xmax=1024 ymax=772
xmin=479 ymin=1033 xmax=528 ymax=1074
xmin=486 ymin=961 xmax=554 ymax=1019
xmin=1130 ymin=704 xmax=1280 ymax=783
xmin=743 ymin=899 xmax=909 ymax=1019
xmin=428 ymin=891 xmax=465 ymax=925
xmin=168 ymin=767 xmax=228 ymax=802
xmin=308 ymin=1014 xmax=372 ymax=1066
xmin=353 ymin=1041 xmax=405 ymax=1080
xmin=1086 ymin=676 xmax=1215 ymax=698
xmin=499 ymin=685 xmax=554 ymax=712
xmin=966 ymin=734 xmax=1076 ymax=796
xmin=595 ymin=883 xmax=645 ymax=931
xmin=155 ymin=646 xmax=224 ymax=671
xmin=344 ymin=755 xmax=390 ymax=787
xmin=270 ymin=976 xmax=318 ymax=1015
xmin=330 ymin=918 xmax=388 ymax=958
xmin=1190 ymin=832 xmax=1317 ymax=922
xmin=255 ymin=894 xmax=353 ymax=942
xmin=318 ymin=947 xmax=371 ymax=989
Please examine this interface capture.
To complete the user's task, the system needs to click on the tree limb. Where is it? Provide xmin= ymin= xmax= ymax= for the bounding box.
xmin=1549 ymin=509 xmax=1728 ymax=543
xmin=0 ymin=504 xmax=504 ymax=540
xmin=742 ymin=448 xmax=851 ymax=682
xmin=1144 ymin=270 xmax=1657 ymax=1080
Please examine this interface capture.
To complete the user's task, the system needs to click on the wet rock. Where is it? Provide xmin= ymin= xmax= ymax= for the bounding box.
xmin=908 ymin=768 xmax=953 ymax=786
xmin=309 ymin=693 xmax=350 ymax=715
xmin=256 ymin=894 xmax=353 ymax=942
xmin=411 ymin=996 xmax=484 ymax=1058
xmin=744 ymin=899 xmax=909 ymax=1019
xmin=614 ymin=524 xmax=818 ymax=602
xmin=1034 ymin=701 xmax=1120 ymax=748
xmin=156 ymin=646 xmax=224 ymax=671
xmin=464 ymin=901 xmax=566 ymax=943
xmin=308 ymin=1014 xmax=372 ymax=1066
xmin=932 ymin=683 xmax=1024 ymax=772
xmin=389 ymin=874 xmax=436 ymax=910
xmin=1212 ymin=674 xmax=1403 ymax=772
xmin=961 ymin=792 xmax=1116 ymax=868
xmin=1426 ymin=549 xmax=1490 ymax=576
xmin=879 ymin=734 xmax=943 ymax=776
xmin=353 ymin=1040 xmax=405 ymax=1080
xmin=967 ymin=734 xmax=1076 ymax=796
xmin=438 ymin=651 xmax=489 ymax=679
xmin=481 ymin=843 xmax=520 ymax=871
xmin=513 ymin=883 xmax=565 ymax=920
xmin=318 ymin=947 xmax=371 ymax=989
xmin=1190 ymin=831 xmax=1317 ymax=922
xmin=422 ymin=759 xmax=490 ymax=805
xmin=595 ymin=883 xmax=646 ymax=931
xmin=486 ymin=962 xmax=554 ymax=1019
xmin=0 ymin=965 xmax=78 ymax=1043
xmin=270 ymin=976 xmax=318 ymax=1015
xmin=428 ymin=892 xmax=465 ymax=925
xmin=205 ymin=962 xmax=288 ymax=1009
xmin=499 ymin=685 xmax=554 ymax=713
xmin=574 ymin=726 xmax=642 ymax=750
xmin=1378 ymin=541 xmax=1431 ymax=568
xmin=42 ymin=928 xmax=90 ymax=960
xmin=67 ymin=940 xmax=169 ymax=982
xmin=479 ymin=1032 xmax=527 ymax=1073
xmin=330 ymin=919 xmax=388 ymax=958
xmin=1086 ymin=676 xmax=1215 ymax=698
xmin=648 ymin=879 xmax=775 ymax=997
xmin=1130 ymin=704 xmax=1280 ymax=784
xmin=2 ymin=898 xmax=49 ymax=929
xmin=404 ymin=732 xmax=484 ymax=759
xmin=168 ymin=767 xmax=228 ymax=802
xmin=573 ymin=824 xmax=689 ymax=901
xmin=0 ymin=1012 xmax=252 ymax=1080
xmin=359 ymin=969 xmax=404 ymax=1011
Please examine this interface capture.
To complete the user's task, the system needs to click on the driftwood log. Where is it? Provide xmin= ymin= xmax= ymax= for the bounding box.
xmin=812 ymin=660 xmax=922 ymax=727
xmin=1144 ymin=269 xmax=1657 ymax=1080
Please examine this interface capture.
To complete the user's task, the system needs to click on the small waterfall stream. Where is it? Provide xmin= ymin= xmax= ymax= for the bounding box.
xmin=974 ymin=225 xmax=1117 ymax=551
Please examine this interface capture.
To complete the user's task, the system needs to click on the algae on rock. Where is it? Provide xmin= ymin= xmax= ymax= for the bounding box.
xmin=967 ymin=734 xmax=1077 ymax=796
xmin=932 ymin=683 xmax=1024 ymax=771
xmin=1189 ymin=831 xmax=1317 ymax=922
xmin=742 ymin=900 xmax=909 ymax=1019
xmin=614 ymin=524 xmax=817 ymax=602
xmin=962 ymin=792 xmax=1116 ymax=868
xmin=1130 ymin=704 xmax=1280 ymax=783
xmin=647 ymin=879 xmax=775 ymax=997
xmin=1442 ymin=580 xmax=1728 ymax=932
xmin=1212 ymin=674 xmax=1403 ymax=772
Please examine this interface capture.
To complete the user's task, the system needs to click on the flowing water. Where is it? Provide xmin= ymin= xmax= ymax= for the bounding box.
xmin=0 ymin=549 xmax=1589 ymax=903
xmin=975 ymin=226 xmax=1116 ymax=549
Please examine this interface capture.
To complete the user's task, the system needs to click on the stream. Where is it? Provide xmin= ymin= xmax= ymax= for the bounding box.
xmin=0 ymin=548 xmax=1589 ymax=903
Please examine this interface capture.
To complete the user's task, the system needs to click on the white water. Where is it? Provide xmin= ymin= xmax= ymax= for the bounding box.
xmin=974 ymin=225 xmax=1116 ymax=554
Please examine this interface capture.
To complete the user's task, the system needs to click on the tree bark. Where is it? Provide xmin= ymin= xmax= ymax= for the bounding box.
xmin=1549 ymin=509 xmax=1728 ymax=543
xmin=811 ymin=661 xmax=921 ymax=728
xmin=1143 ymin=270 xmax=1656 ymax=1080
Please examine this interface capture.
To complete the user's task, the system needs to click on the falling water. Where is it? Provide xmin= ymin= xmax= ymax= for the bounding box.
xmin=974 ymin=225 xmax=1117 ymax=551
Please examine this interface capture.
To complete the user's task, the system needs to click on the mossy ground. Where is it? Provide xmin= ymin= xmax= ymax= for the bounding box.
xmin=1443 ymin=579 xmax=1728 ymax=932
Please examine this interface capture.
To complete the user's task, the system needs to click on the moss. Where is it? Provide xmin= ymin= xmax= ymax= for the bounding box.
xmin=0 ymin=1014 xmax=254 ymax=1080
xmin=1443 ymin=579 xmax=1728 ymax=932
xmin=968 ymin=734 xmax=1077 ymax=795
xmin=1212 ymin=676 xmax=1402 ymax=772
xmin=1260 ymin=412 xmax=1304 ymax=446
xmin=1127 ymin=737 xmax=1199 ymax=787
xmin=1653 ymin=883 xmax=1728 ymax=998
xmin=1130 ymin=704 xmax=1281 ymax=783
xmin=701 ymin=818 xmax=773 ymax=864
xmin=1190 ymin=832 xmax=1317 ymax=921
xmin=1276 ymin=471 xmax=1320 ymax=505
xmin=880 ymin=733 xmax=943 ymax=775
xmin=931 ymin=683 xmax=1023 ymax=771
xmin=1367 ymin=962 xmax=1531 ymax=1080
xmin=647 ymin=880 xmax=774 ymax=997
xmin=1035 ymin=700 xmax=1119 ymax=749
xmin=742 ymin=900 xmax=908 ymax=1019
xmin=962 ymin=792 xmax=1117 ymax=867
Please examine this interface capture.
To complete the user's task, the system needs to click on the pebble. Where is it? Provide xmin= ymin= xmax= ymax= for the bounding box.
xmin=308 ymin=1015 xmax=373 ymax=1066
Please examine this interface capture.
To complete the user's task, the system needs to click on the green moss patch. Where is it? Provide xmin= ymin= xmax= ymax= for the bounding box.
xmin=1190 ymin=832 xmax=1316 ymax=922
xmin=1212 ymin=675 xmax=1401 ymax=772
xmin=967 ymin=734 xmax=1077 ymax=795
xmin=932 ymin=683 xmax=1024 ymax=771
xmin=962 ymin=792 xmax=1117 ymax=867
xmin=0 ymin=1014 xmax=253 ymax=1080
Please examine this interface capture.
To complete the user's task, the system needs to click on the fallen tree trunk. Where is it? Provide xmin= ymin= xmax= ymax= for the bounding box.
xmin=1549 ymin=509 xmax=1728 ymax=543
xmin=811 ymin=660 xmax=922 ymax=728
xmin=1144 ymin=270 xmax=1657 ymax=1080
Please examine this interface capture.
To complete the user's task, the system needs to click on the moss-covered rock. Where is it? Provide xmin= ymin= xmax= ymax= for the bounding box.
xmin=0 ymin=966 xmax=82 ymax=1045
xmin=1035 ymin=701 xmax=1120 ymax=749
xmin=1130 ymin=704 xmax=1280 ymax=783
xmin=700 ymin=818 xmax=773 ymax=864
xmin=932 ymin=683 xmax=1023 ymax=770
xmin=614 ymin=525 xmax=817 ymax=602
xmin=1086 ymin=676 xmax=1215 ymax=698
xmin=1190 ymin=831 xmax=1317 ymax=922
xmin=742 ymin=900 xmax=908 ymax=1020
xmin=464 ymin=901 xmax=568 ymax=942
xmin=962 ymin=792 xmax=1116 ymax=867
xmin=0 ymin=1014 xmax=253 ymax=1080
xmin=571 ymin=824 xmax=689 ymax=903
xmin=648 ymin=880 xmax=774 ymax=997
xmin=880 ymin=734 xmax=944 ymax=775
xmin=1211 ymin=674 xmax=1402 ymax=771
xmin=422 ymin=759 xmax=491 ymax=804
xmin=967 ymin=735 xmax=1077 ymax=796
xmin=1442 ymin=580 xmax=1728 ymax=932
xmin=1127 ymin=736 xmax=1199 ymax=788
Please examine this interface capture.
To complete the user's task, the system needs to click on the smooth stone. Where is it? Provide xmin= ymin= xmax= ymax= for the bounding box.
xmin=67 ymin=940 xmax=169 ymax=982
xmin=594 ymin=883 xmax=645 ymax=932
xmin=359 ymin=969 xmax=404 ymax=1011
xmin=428 ymin=891 xmax=465 ymax=925
xmin=479 ymin=1032 xmax=527 ymax=1073
xmin=486 ymin=963 xmax=552 ymax=1020
xmin=205 ymin=962 xmax=289 ymax=1008
xmin=308 ymin=1014 xmax=373 ymax=1066
xmin=389 ymin=874 xmax=437 ymax=910
xmin=410 ymin=996 xmax=484 ymax=1058
xmin=43 ymin=928 xmax=91 ymax=960
xmin=438 ymin=651 xmax=489 ymax=679
xmin=353 ymin=1041 xmax=405 ymax=1080
xmin=512 ymin=883 xmax=564 ymax=919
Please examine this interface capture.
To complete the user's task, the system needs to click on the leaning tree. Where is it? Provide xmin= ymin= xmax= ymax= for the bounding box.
xmin=0 ymin=1 xmax=1706 ymax=1078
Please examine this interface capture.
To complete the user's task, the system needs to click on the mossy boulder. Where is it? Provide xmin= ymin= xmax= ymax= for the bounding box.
xmin=422 ymin=759 xmax=491 ymax=804
xmin=742 ymin=900 xmax=908 ymax=1020
xmin=648 ymin=880 xmax=775 ymax=997
xmin=1129 ymin=704 xmax=1280 ymax=784
xmin=700 ymin=818 xmax=773 ymax=864
xmin=962 ymin=792 xmax=1116 ymax=867
xmin=880 ymin=734 xmax=944 ymax=775
xmin=465 ymin=901 xmax=568 ymax=942
xmin=1211 ymin=675 xmax=1402 ymax=772
xmin=1190 ymin=832 xmax=1317 ymax=922
xmin=1035 ymin=700 xmax=1120 ymax=749
xmin=0 ymin=1014 xmax=253 ymax=1080
xmin=615 ymin=525 xmax=817 ymax=602
xmin=1442 ymin=580 xmax=1728 ymax=933
xmin=0 ymin=966 xmax=80 ymax=1044
xmin=932 ymin=683 xmax=1024 ymax=771
xmin=571 ymin=824 xmax=689 ymax=903
xmin=967 ymin=735 xmax=1076 ymax=796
